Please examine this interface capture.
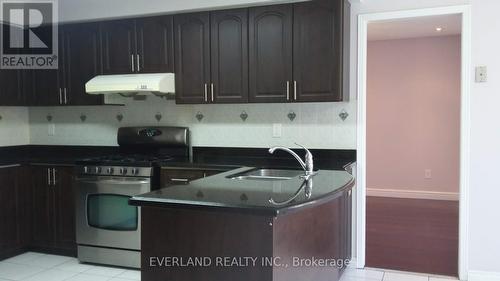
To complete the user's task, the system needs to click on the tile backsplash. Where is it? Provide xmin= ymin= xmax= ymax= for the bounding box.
xmin=0 ymin=107 xmax=30 ymax=146
xmin=28 ymin=96 xmax=356 ymax=149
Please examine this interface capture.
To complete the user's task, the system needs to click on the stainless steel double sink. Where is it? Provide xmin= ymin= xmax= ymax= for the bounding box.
xmin=226 ymin=168 xmax=304 ymax=181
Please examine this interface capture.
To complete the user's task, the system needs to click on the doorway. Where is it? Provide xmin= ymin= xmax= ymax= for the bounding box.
xmin=356 ymin=6 xmax=471 ymax=280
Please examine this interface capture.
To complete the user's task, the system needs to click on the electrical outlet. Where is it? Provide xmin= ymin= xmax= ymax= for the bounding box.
xmin=424 ymin=169 xmax=432 ymax=179
xmin=48 ymin=124 xmax=55 ymax=136
xmin=272 ymin=123 xmax=282 ymax=138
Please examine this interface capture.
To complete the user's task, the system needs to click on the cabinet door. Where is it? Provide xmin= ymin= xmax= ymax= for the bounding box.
xmin=53 ymin=167 xmax=76 ymax=253
xmin=293 ymin=0 xmax=343 ymax=102
xmin=31 ymin=69 xmax=61 ymax=105
xmin=136 ymin=16 xmax=174 ymax=73
xmin=30 ymin=25 xmax=63 ymax=106
xmin=210 ymin=9 xmax=248 ymax=103
xmin=64 ymin=23 xmax=104 ymax=105
xmin=249 ymin=5 xmax=292 ymax=103
xmin=174 ymin=13 xmax=211 ymax=104
xmin=31 ymin=167 xmax=55 ymax=249
xmin=0 ymin=167 xmax=22 ymax=258
xmin=0 ymin=70 xmax=23 ymax=106
xmin=101 ymin=19 xmax=137 ymax=74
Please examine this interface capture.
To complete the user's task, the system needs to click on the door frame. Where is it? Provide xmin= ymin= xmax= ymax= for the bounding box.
xmin=356 ymin=5 xmax=471 ymax=280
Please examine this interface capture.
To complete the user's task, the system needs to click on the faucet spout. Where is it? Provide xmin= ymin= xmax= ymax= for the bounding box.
xmin=268 ymin=144 xmax=314 ymax=176
xmin=268 ymin=147 xmax=307 ymax=171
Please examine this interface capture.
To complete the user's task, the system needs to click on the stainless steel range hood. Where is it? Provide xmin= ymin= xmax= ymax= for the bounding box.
xmin=85 ymin=73 xmax=175 ymax=97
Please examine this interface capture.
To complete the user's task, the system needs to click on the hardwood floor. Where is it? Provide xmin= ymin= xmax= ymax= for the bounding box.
xmin=366 ymin=196 xmax=459 ymax=277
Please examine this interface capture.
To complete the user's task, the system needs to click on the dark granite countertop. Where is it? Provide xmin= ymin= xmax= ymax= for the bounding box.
xmin=0 ymin=145 xmax=356 ymax=171
xmin=129 ymin=167 xmax=355 ymax=216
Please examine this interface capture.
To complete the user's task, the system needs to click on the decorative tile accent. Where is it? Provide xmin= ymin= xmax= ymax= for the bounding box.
xmin=116 ymin=113 xmax=124 ymax=122
xmin=240 ymin=111 xmax=248 ymax=121
xmin=79 ymin=114 xmax=87 ymax=122
xmin=195 ymin=111 xmax=204 ymax=122
xmin=155 ymin=112 xmax=162 ymax=122
xmin=339 ymin=109 xmax=349 ymax=121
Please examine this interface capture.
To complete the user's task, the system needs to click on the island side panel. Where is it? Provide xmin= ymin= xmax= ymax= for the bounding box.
xmin=141 ymin=207 xmax=274 ymax=281
xmin=272 ymin=189 xmax=352 ymax=281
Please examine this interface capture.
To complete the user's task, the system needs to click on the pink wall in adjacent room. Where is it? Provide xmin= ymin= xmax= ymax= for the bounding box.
xmin=366 ymin=35 xmax=461 ymax=194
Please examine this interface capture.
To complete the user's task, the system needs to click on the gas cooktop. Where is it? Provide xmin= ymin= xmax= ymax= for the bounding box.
xmin=78 ymin=153 xmax=175 ymax=167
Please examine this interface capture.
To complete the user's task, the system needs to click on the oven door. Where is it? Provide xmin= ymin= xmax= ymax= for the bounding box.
xmin=75 ymin=176 xmax=150 ymax=250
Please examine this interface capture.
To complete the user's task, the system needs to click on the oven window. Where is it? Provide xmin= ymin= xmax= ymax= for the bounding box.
xmin=87 ymin=194 xmax=138 ymax=231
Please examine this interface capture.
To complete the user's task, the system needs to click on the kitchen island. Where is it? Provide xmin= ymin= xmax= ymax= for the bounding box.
xmin=130 ymin=167 xmax=354 ymax=281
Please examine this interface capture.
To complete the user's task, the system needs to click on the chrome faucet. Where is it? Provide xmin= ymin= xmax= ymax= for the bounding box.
xmin=268 ymin=143 xmax=315 ymax=176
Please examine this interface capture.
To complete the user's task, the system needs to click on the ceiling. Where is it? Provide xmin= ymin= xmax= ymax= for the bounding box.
xmin=368 ymin=14 xmax=462 ymax=41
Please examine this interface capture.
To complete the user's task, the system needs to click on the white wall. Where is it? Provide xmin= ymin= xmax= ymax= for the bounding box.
xmin=58 ymin=0 xmax=302 ymax=22
xmin=468 ymin=0 xmax=500 ymax=279
xmin=0 ymin=107 xmax=30 ymax=146
xmin=29 ymin=97 xmax=356 ymax=149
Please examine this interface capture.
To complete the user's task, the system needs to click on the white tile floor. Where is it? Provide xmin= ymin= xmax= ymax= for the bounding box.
xmin=0 ymin=252 xmax=140 ymax=281
xmin=341 ymin=268 xmax=459 ymax=281
xmin=0 ymin=252 xmax=459 ymax=281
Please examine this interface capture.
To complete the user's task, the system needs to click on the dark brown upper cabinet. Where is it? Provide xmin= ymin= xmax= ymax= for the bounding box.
xmin=0 ymin=70 xmax=23 ymax=106
xmin=293 ymin=0 xmax=348 ymax=102
xmin=102 ymin=16 xmax=174 ymax=74
xmin=30 ymin=26 xmax=64 ymax=106
xmin=248 ymin=5 xmax=293 ymax=103
xmin=175 ymin=9 xmax=249 ymax=104
xmin=101 ymin=19 xmax=137 ymax=74
xmin=30 ymin=24 xmax=105 ymax=106
xmin=174 ymin=12 xmax=211 ymax=104
xmin=210 ymin=9 xmax=249 ymax=103
xmin=0 ymin=24 xmax=26 ymax=106
xmin=63 ymin=23 xmax=104 ymax=105
xmin=136 ymin=16 xmax=174 ymax=73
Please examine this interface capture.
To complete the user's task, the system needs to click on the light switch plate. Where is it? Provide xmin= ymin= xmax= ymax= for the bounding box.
xmin=475 ymin=66 xmax=487 ymax=83
xmin=424 ymin=169 xmax=432 ymax=179
xmin=48 ymin=124 xmax=55 ymax=136
xmin=272 ymin=123 xmax=282 ymax=138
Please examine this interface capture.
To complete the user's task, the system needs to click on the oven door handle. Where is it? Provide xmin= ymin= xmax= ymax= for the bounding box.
xmin=75 ymin=177 xmax=150 ymax=185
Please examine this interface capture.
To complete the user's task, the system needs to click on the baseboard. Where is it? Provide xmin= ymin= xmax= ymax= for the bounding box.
xmin=347 ymin=257 xmax=357 ymax=268
xmin=367 ymin=188 xmax=459 ymax=201
xmin=468 ymin=270 xmax=500 ymax=281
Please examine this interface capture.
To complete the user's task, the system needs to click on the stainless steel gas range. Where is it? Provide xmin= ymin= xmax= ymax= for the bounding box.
xmin=75 ymin=127 xmax=189 ymax=268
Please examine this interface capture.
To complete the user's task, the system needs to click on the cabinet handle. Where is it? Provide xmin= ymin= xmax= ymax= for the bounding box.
xmin=131 ymin=54 xmax=135 ymax=72
xmin=293 ymin=80 xmax=297 ymax=100
xmin=136 ymin=54 xmax=140 ymax=72
xmin=47 ymin=168 xmax=51 ymax=186
xmin=204 ymin=83 xmax=208 ymax=102
xmin=64 ymin=88 xmax=68 ymax=104
xmin=59 ymin=88 xmax=63 ymax=104
xmin=211 ymin=83 xmax=214 ymax=102
xmin=52 ymin=168 xmax=57 ymax=186
xmin=170 ymin=178 xmax=189 ymax=183
xmin=286 ymin=81 xmax=290 ymax=100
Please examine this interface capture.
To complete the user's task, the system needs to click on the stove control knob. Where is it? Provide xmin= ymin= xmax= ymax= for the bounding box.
xmin=83 ymin=166 xmax=89 ymax=174
xmin=131 ymin=168 xmax=139 ymax=175
xmin=120 ymin=168 xmax=128 ymax=175
xmin=95 ymin=167 xmax=102 ymax=174
xmin=106 ymin=167 xmax=114 ymax=174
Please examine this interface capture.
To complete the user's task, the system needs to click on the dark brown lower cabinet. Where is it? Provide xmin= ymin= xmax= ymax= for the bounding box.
xmin=31 ymin=166 xmax=76 ymax=256
xmin=0 ymin=166 xmax=29 ymax=260
xmin=141 ymin=189 xmax=352 ymax=281
xmin=160 ymin=168 xmax=227 ymax=188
